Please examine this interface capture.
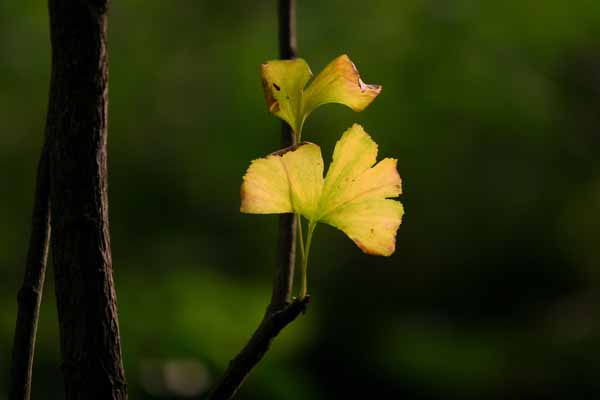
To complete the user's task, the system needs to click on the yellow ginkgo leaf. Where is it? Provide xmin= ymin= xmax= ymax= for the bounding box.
xmin=318 ymin=125 xmax=403 ymax=256
xmin=240 ymin=153 xmax=291 ymax=214
xmin=241 ymin=124 xmax=403 ymax=256
xmin=260 ymin=55 xmax=381 ymax=138
xmin=241 ymin=142 xmax=324 ymax=217
xmin=322 ymin=199 xmax=404 ymax=256
xmin=303 ymin=55 xmax=382 ymax=118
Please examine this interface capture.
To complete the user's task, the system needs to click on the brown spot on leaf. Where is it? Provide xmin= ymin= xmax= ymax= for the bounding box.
xmin=358 ymin=78 xmax=382 ymax=94
xmin=261 ymin=75 xmax=278 ymax=113
xmin=269 ymin=101 xmax=280 ymax=113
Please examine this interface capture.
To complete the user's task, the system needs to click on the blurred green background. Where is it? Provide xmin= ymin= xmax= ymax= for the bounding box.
xmin=2 ymin=1 xmax=600 ymax=399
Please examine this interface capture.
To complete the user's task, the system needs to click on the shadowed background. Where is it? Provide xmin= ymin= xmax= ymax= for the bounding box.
xmin=1 ymin=1 xmax=600 ymax=399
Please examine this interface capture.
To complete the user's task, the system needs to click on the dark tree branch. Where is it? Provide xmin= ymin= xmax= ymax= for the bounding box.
xmin=9 ymin=143 xmax=51 ymax=400
xmin=47 ymin=1 xmax=126 ymax=399
xmin=278 ymin=0 xmax=296 ymax=60
xmin=209 ymin=297 xmax=310 ymax=400
xmin=270 ymin=0 xmax=297 ymax=313
xmin=208 ymin=2 xmax=305 ymax=399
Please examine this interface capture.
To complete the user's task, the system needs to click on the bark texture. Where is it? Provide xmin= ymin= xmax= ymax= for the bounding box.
xmin=9 ymin=145 xmax=51 ymax=400
xmin=47 ymin=0 xmax=126 ymax=399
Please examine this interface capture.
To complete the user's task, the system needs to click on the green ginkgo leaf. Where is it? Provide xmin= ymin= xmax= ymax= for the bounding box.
xmin=260 ymin=58 xmax=313 ymax=138
xmin=261 ymin=55 xmax=382 ymax=137
xmin=241 ymin=124 xmax=403 ymax=257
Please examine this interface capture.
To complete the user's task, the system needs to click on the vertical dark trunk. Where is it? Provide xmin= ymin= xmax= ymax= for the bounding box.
xmin=46 ymin=1 xmax=126 ymax=399
xmin=9 ymin=145 xmax=51 ymax=400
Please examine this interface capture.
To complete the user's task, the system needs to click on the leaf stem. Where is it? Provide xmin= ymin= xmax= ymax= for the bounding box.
xmin=299 ymin=221 xmax=316 ymax=299
xmin=296 ymin=118 xmax=305 ymax=142
xmin=296 ymin=214 xmax=305 ymax=263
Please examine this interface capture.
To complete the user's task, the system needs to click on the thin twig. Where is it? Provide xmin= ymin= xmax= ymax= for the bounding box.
xmin=208 ymin=2 xmax=305 ymax=399
xmin=9 ymin=142 xmax=51 ymax=400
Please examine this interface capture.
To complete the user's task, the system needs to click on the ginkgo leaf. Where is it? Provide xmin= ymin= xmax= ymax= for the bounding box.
xmin=241 ymin=124 xmax=403 ymax=256
xmin=303 ymin=55 xmax=382 ymax=118
xmin=260 ymin=55 xmax=381 ymax=137
xmin=240 ymin=153 xmax=291 ymax=214
xmin=261 ymin=58 xmax=312 ymax=135
xmin=277 ymin=142 xmax=324 ymax=217
xmin=322 ymin=199 xmax=404 ymax=256
xmin=240 ymin=142 xmax=324 ymax=217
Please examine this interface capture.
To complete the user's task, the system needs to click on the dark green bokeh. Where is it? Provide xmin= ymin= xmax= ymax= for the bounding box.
xmin=2 ymin=1 xmax=600 ymax=399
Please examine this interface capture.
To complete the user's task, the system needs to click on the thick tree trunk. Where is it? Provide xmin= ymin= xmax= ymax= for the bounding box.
xmin=46 ymin=1 xmax=127 ymax=399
